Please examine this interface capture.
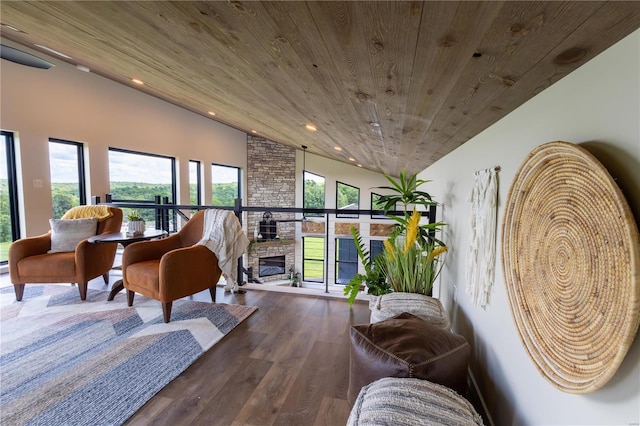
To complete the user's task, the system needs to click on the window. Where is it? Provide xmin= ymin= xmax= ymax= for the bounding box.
xmin=335 ymin=237 xmax=358 ymax=284
xmin=336 ymin=181 xmax=359 ymax=218
xmin=108 ymin=147 xmax=176 ymax=227
xmin=303 ymin=171 xmax=324 ymax=216
xmin=211 ymin=163 xmax=240 ymax=207
xmin=370 ymin=240 xmax=384 ymax=262
xmin=1 ymin=131 xmax=19 ymax=263
xmin=303 ymin=236 xmax=324 ymax=282
xmin=371 ymin=192 xmax=390 ymax=219
xmin=189 ymin=160 xmax=201 ymax=212
xmin=49 ymin=138 xmax=86 ymax=219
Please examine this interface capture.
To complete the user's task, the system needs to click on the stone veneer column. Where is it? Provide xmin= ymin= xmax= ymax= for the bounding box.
xmin=246 ymin=136 xmax=296 ymax=282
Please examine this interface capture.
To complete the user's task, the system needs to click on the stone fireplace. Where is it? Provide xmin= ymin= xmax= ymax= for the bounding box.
xmin=246 ymin=136 xmax=296 ymax=282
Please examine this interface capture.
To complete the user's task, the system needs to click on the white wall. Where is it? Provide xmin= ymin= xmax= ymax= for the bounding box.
xmin=423 ymin=30 xmax=640 ymax=425
xmin=1 ymin=40 xmax=246 ymax=237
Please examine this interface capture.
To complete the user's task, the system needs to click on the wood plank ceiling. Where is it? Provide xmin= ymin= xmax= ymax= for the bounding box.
xmin=2 ymin=1 xmax=639 ymax=177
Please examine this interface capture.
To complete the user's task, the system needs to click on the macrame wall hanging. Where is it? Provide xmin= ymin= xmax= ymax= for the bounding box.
xmin=466 ymin=166 xmax=500 ymax=309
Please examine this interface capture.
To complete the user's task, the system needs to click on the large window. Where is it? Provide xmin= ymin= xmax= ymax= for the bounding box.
xmin=336 ymin=181 xmax=359 ymax=218
xmin=303 ymin=171 xmax=325 ymax=216
xmin=335 ymin=237 xmax=357 ymax=284
xmin=370 ymin=240 xmax=384 ymax=262
xmin=108 ymin=148 xmax=176 ymax=226
xmin=303 ymin=236 xmax=324 ymax=283
xmin=189 ymin=160 xmax=201 ymax=212
xmin=1 ymin=131 xmax=19 ymax=263
xmin=211 ymin=163 xmax=240 ymax=207
xmin=371 ymin=192 xmax=390 ymax=219
xmin=49 ymin=138 xmax=86 ymax=219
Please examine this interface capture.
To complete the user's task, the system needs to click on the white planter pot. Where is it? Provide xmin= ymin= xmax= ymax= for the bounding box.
xmin=127 ymin=220 xmax=146 ymax=236
xmin=369 ymin=292 xmax=451 ymax=329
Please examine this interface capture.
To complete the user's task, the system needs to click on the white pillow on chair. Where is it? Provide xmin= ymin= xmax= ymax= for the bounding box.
xmin=48 ymin=218 xmax=98 ymax=253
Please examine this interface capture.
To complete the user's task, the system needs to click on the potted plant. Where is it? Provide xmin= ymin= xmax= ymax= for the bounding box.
xmin=126 ymin=210 xmax=146 ymax=236
xmin=379 ymin=209 xmax=447 ymax=295
xmin=367 ymin=170 xmax=450 ymax=326
xmin=343 ymin=226 xmax=391 ymax=305
xmin=375 ymin=169 xmax=445 ymax=249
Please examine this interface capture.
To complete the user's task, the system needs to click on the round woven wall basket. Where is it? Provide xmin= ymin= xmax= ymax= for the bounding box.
xmin=502 ymin=141 xmax=640 ymax=394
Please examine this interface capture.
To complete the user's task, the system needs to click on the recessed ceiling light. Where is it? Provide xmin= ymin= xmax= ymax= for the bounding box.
xmin=305 ymin=124 xmax=317 ymax=131
xmin=131 ymin=78 xmax=144 ymax=85
xmin=357 ymin=164 xmax=363 ymax=168
xmin=334 ymin=146 xmax=342 ymax=151
xmin=208 ymin=111 xmax=216 ymax=116
xmin=1 ymin=23 xmax=25 ymax=33
xmin=35 ymin=44 xmax=72 ymax=59
xmin=251 ymin=130 xmax=258 ymax=134
xmin=348 ymin=157 xmax=355 ymax=162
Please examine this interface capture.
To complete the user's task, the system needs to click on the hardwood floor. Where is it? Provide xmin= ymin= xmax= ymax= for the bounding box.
xmin=123 ymin=286 xmax=371 ymax=426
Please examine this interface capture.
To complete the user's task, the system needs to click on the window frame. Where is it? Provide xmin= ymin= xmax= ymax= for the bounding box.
xmin=370 ymin=239 xmax=384 ymax=263
xmin=371 ymin=192 xmax=391 ymax=220
xmin=108 ymin=147 xmax=177 ymax=231
xmin=1 ymin=131 xmax=20 ymax=263
xmin=335 ymin=237 xmax=358 ymax=285
xmin=107 ymin=147 xmax=177 ymax=203
xmin=336 ymin=180 xmax=359 ymax=218
xmin=303 ymin=171 xmax=325 ymax=217
xmin=211 ymin=162 xmax=241 ymax=207
xmin=302 ymin=236 xmax=325 ymax=283
xmin=189 ymin=159 xmax=202 ymax=206
xmin=49 ymin=138 xmax=87 ymax=218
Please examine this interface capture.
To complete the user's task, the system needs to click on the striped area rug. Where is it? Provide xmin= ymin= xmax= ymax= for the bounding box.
xmin=0 ymin=284 xmax=258 ymax=426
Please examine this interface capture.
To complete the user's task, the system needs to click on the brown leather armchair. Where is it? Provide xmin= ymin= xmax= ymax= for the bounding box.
xmin=9 ymin=206 xmax=123 ymax=301
xmin=122 ymin=210 xmax=222 ymax=323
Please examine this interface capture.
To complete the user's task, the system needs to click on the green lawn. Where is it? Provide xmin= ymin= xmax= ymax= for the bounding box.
xmin=303 ymin=237 xmax=326 ymax=281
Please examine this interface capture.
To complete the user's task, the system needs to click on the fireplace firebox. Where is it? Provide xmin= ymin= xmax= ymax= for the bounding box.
xmin=259 ymin=255 xmax=286 ymax=277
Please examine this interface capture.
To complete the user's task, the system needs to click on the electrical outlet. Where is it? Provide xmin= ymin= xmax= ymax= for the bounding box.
xmin=32 ymin=179 xmax=43 ymax=188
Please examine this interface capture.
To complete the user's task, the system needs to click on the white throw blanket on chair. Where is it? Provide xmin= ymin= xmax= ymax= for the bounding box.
xmin=197 ymin=209 xmax=250 ymax=293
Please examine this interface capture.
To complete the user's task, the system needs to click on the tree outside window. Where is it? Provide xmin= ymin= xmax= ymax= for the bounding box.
xmin=304 ymin=171 xmax=325 ymax=216
xmin=211 ymin=163 xmax=240 ymax=207
xmin=337 ymin=181 xmax=359 ymax=218
xmin=108 ymin=148 xmax=176 ymax=226
xmin=49 ymin=138 xmax=86 ymax=219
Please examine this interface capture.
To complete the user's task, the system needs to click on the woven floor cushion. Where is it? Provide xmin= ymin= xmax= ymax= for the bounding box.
xmin=347 ymin=377 xmax=484 ymax=425
xmin=348 ymin=312 xmax=470 ymax=404
xmin=369 ymin=293 xmax=451 ymax=329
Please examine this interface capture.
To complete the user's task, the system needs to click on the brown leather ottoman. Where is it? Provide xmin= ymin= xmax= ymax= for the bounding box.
xmin=347 ymin=312 xmax=471 ymax=405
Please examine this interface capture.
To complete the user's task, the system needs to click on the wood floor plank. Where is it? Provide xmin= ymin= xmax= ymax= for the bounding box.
xmin=313 ymin=397 xmax=353 ymax=426
xmin=324 ymin=324 xmax=355 ymax=401
xmin=316 ymin=312 xmax=350 ymax=344
xmin=191 ymin=357 xmax=274 ymax=425
xmin=275 ymin=340 xmax=340 ymax=425
xmin=125 ymin=396 xmax=173 ymax=426
xmin=234 ymin=319 xmax=325 ymax=424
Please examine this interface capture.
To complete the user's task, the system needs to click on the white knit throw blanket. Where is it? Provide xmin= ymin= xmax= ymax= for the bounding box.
xmin=466 ymin=168 xmax=499 ymax=308
xmin=197 ymin=209 xmax=250 ymax=292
